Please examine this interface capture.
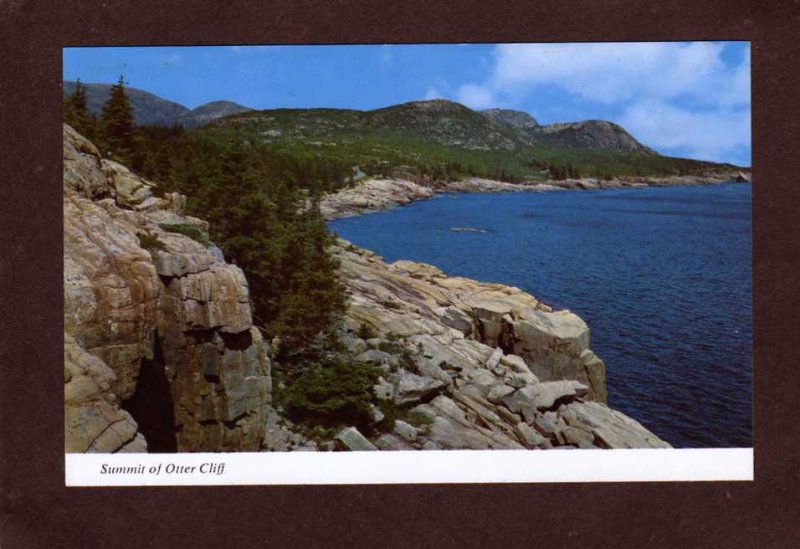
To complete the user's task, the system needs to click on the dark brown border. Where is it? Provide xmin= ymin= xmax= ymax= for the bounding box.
xmin=1 ymin=1 xmax=798 ymax=547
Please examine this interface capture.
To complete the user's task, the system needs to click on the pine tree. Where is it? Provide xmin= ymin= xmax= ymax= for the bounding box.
xmin=64 ymin=79 xmax=96 ymax=139
xmin=100 ymin=75 xmax=135 ymax=162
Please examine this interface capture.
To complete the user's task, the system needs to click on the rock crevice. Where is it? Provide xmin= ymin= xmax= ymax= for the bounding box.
xmin=63 ymin=124 xmax=271 ymax=453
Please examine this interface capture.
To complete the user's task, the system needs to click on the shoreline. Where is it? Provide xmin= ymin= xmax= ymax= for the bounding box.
xmin=324 ymin=171 xmax=751 ymax=448
xmin=321 ymin=171 xmax=751 ymax=220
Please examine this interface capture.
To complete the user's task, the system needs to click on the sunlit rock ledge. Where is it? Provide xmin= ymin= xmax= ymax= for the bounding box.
xmin=333 ymin=241 xmax=671 ymax=450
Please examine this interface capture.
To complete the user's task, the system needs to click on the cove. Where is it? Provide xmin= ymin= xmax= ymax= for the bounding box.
xmin=330 ymin=183 xmax=752 ymax=448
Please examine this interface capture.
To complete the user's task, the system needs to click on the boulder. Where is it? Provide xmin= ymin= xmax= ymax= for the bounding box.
xmin=486 ymin=383 xmax=516 ymax=404
xmin=514 ymin=422 xmax=552 ymax=449
xmin=428 ymin=417 xmax=490 ymax=450
xmin=375 ymin=433 xmax=413 ymax=451
xmin=562 ymin=401 xmax=671 ymax=449
xmin=532 ymin=380 xmax=589 ymax=410
xmin=101 ymin=159 xmax=156 ymax=208
xmin=500 ymin=354 xmax=537 ymax=379
xmin=358 ymin=349 xmax=396 ymax=371
xmin=437 ymin=306 xmax=474 ymax=335
xmin=393 ymin=370 xmax=447 ymax=405
xmin=562 ymin=425 xmax=595 ymax=447
xmin=578 ymin=349 xmax=607 ymax=402
xmin=501 ymin=380 xmax=588 ymax=423
xmin=335 ymin=427 xmax=378 ymax=451
xmin=373 ymin=377 xmax=394 ymax=401
xmin=485 ymin=347 xmax=504 ymax=370
xmin=467 ymin=368 xmax=498 ymax=389
xmin=393 ymin=420 xmax=419 ymax=442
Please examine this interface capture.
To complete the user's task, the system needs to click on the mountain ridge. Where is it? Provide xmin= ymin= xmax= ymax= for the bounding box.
xmin=63 ymin=80 xmax=651 ymax=154
xmin=63 ymin=81 xmax=252 ymax=128
xmin=64 ymin=81 xmax=745 ymax=180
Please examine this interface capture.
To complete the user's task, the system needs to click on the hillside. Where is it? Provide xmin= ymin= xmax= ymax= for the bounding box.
xmin=64 ymin=79 xmax=745 ymax=181
xmin=175 ymin=100 xmax=252 ymax=128
xmin=197 ymin=99 xmax=741 ymax=181
xmin=62 ymin=81 xmax=251 ymax=127
xmin=64 ymin=81 xmax=190 ymax=126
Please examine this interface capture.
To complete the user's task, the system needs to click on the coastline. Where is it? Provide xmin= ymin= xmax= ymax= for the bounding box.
xmin=324 ymin=170 xmax=751 ymax=448
xmin=321 ymin=171 xmax=751 ymax=220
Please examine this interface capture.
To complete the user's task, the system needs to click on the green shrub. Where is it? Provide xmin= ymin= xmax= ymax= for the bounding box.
xmin=406 ymin=409 xmax=434 ymax=427
xmin=158 ymin=223 xmax=211 ymax=247
xmin=377 ymin=341 xmax=406 ymax=355
xmin=280 ymin=355 xmax=381 ymax=432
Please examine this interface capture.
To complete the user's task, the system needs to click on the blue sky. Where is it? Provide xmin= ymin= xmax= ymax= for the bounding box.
xmin=64 ymin=42 xmax=751 ymax=166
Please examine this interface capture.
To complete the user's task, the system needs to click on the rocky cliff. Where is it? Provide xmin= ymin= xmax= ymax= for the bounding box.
xmin=333 ymin=243 xmax=670 ymax=450
xmin=532 ymin=120 xmax=656 ymax=153
xmin=64 ymin=124 xmax=670 ymax=453
xmin=63 ymin=124 xmax=271 ymax=453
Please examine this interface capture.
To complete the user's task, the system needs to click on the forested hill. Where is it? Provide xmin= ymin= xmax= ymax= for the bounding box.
xmin=64 ymin=80 xmax=744 ymax=182
xmin=197 ymin=99 xmax=742 ymax=181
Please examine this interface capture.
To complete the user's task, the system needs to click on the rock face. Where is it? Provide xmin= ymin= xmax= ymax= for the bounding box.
xmin=63 ymin=124 xmax=271 ymax=453
xmin=320 ymin=178 xmax=436 ymax=219
xmin=531 ymin=120 xmax=656 ymax=154
xmin=481 ymin=108 xmax=540 ymax=129
xmin=336 ymin=242 xmax=670 ymax=450
xmin=335 ymin=427 xmax=378 ymax=451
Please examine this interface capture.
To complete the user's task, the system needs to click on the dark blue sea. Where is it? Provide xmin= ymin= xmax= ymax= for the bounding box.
xmin=330 ymin=183 xmax=752 ymax=448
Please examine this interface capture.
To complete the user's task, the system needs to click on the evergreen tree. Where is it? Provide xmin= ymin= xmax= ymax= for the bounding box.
xmin=194 ymin=139 xmax=346 ymax=350
xmin=64 ymin=79 xmax=96 ymax=139
xmin=267 ymin=193 xmax=345 ymax=348
xmin=100 ymin=75 xmax=135 ymax=162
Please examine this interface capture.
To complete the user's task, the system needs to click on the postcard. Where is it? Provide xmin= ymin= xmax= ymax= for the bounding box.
xmin=62 ymin=42 xmax=752 ymax=485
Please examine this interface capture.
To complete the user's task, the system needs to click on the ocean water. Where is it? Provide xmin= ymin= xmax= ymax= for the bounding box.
xmin=330 ymin=183 xmax=752 ymax=448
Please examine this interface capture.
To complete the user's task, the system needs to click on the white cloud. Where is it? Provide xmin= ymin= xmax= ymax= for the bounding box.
xmin=478 ymin=42 xmax=749 ymax=107
xmin=619 ymin=100 xmax=751 ymax=164
xmin=456 ymin=42 xmax=750 ymax=163
xmin=456 ymin=83 xmax=498 ymax=109
xmin=424 ymin=87 xmax=445 ymax=100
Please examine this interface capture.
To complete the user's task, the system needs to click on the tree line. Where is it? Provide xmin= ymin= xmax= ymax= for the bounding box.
xmin=64 ymin=76 xmax=136 ymax=163
xmin=64 ymin=76 xmax=347 ymax=354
